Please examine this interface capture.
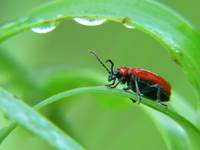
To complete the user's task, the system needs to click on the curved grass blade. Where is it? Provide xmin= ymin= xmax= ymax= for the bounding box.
xmin=0 ymin=121 xmax=16 ymax=144
xmin=38 ymin=68 xmax=199 ymax=125
xmin=1 ymin=86 xmax=200 ymax=147
xmin=0 ymin=84 xmax=199 ymax=149
xmin=0 ymin=0 xmax=200 ymax=149
xmin=33 ymin=69 xmax=200 ymax=149
xmin=0 ymin=0 xmax=200 ymax=101
xmin=31 ymin=86 xmax=200 ymax=150
xmin=0 ymin=88 xmax=84 ymax=150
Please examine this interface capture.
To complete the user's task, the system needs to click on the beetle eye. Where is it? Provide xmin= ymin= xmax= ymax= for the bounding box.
xmin=114 ymin=71 xmax=120 ymax=77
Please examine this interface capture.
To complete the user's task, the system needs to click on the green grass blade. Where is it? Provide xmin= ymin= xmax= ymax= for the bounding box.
xmin=38 ymin=68 xmax=198 ymax=125
xmin=0 ymin=0 xmax=200 ymax=98
xmin=0 ymin=88 xmax=84 ymax=150
xmin=38 ymin=70 xmax=200 ymax=150
xmin=32 ymin=86 xmax=200 ymax=150
xmin=16 ymin=86 xmax=200 ymax=149
xmin=0 ymin=122 xmax=16 ymax=144
xmin=1 ymin=0 xmax=200 ymax=149
xmin=33 ymin=86 xmax=199 ymax=134
xmin=0 ymin=85 xmax=199 ymax=149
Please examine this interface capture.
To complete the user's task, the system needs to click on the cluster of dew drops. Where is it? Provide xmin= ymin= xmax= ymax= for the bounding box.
xmin=31 ymin=17 xmax=135 ymax=34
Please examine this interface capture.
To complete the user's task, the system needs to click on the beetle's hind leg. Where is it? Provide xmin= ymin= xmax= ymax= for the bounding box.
xmin=158 ymin=102 xmax=167 ymax=107
xmin=150 ymin=84 xmax=161 ymax=103
xmin=141 ymin=84 xmax=168 ymax=106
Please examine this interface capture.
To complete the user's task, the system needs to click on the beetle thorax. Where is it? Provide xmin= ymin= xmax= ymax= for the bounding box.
xmin=118 ymin=67 xmax=130 ymax=77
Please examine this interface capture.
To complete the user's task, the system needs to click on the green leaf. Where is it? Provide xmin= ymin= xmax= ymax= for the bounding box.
xmin=1 ymin=84 xmax=200 ymax=149
xmin=38 ymin=70 xmax=200 ymax=150
xmin=38 ymin=68 xmax=199 ymax=125
xmin=31 ymin=86 xmax=200 ymax=150
xmin=0 ymin=0 xmax=200 ymax=100
xmin=0 ymin=88 xmax=84 ymax=150
xmin=1 ymin=0 xmax=200 ymax=149
xmin=0 ymin=122 xmax=16 ymax=144
xmin=2 ymin=85 xmax=200 ymax=149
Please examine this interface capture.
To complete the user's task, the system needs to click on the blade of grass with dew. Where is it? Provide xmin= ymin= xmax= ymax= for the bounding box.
xmin=1 ymin=0 xmax=200 ymax=126
xmin=0 ymin=0 xmax=200 ymax=149
xmin=0 ymin=0 xmax=200 ymax=100
xmin=0 ymin=88 xmax=84 ymax=150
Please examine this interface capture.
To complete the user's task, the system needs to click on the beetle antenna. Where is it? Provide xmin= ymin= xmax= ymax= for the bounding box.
xmin=105 ymin=59 xmax=114 ymax=73
xmin=90 ymin=51 xmax=110 ymax=73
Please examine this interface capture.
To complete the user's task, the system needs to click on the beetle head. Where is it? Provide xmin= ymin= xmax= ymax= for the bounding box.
xmin=90 ymin=51 xmax=119 ymax=82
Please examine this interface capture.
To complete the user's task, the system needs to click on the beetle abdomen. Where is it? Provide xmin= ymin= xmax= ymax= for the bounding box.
xmin=130 ymin=78 xmax=170 ymax=102
xmin=130 ymin=67 xmax=171 ymax=95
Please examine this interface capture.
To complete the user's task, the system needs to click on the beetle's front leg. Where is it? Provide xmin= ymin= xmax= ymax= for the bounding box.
xmin=108 ymin=80 xmax=121 ymax=88
xmin=106 ymin=79 xmax=116 ymax=87
xmin=107 ymin=77 xmax=125 ymax=88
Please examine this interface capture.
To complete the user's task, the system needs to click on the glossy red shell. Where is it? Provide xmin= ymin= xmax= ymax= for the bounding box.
xmin=118 ymin=67 xmax=171 ymax=95
xmin=118 ymin=67 xmax=129 ymax=76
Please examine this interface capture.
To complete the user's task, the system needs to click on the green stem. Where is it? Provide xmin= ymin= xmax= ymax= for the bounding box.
xmin=1 ymin=86 xmax=200 ymax=145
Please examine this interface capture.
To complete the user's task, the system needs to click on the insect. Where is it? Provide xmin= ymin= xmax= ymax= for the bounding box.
xmin=90 ymin=51 xmax=171 ymax=105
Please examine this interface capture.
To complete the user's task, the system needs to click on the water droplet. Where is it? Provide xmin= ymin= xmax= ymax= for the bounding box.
xmin=73 ymin=17 xmax=107 ymax=26
xmin=31 ymin=24 xmax=56 ymax=34
xmin=123 ymin=22 xmax=135 ymax=29
xmin=122 ymin=17 xmax=135 ymax=29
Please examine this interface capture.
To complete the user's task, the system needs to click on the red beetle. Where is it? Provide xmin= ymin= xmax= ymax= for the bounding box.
xmin=90 ymin=51 xmax=171 ymax=105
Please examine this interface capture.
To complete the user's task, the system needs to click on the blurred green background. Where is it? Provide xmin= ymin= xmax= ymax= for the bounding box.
xmin=0 ymin=0 xmax=200 ymax=150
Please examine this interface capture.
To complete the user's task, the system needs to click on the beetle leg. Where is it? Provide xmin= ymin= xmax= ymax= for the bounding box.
xmin=123 ymin=86 xmax=137 ymax=103
xmin=133 ymin=76 xmax=142 ymax=104
xmin=109 ymin=80 xmax=121 ymax=88
xmin=108 ymin=77 xmax=126 ymax=88
xmin=130 ymin=98 xmax=137 ymax=103
xmin=123 ymin=87 xmax=130 ymax=91
xmin=106 ymin=78 xmax=116 ymax=87
xmin=149 ymin=84 xmax=167 ymax=107
xmin=150 ymin=84 xmax=161 ymax=102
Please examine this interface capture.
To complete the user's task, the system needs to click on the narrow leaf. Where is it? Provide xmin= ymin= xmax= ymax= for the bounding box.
xmin=0 ymin=88 xmax=84 ymax=150
xmin=22 ymin=86 xmax=200 ymax=150
xmin=0 ymin=0 xmax=200 ymax=100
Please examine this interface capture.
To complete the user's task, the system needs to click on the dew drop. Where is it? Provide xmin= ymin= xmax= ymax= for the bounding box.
xmin=122 ymin=17 xmax=135 ymax=29
xmin=123 ymin=22 xmax=135 ymax=29
xmin=31 ymin=24 xmax=56 ymax=34
xmin=73 ymin=17 xmax=107 ymax=26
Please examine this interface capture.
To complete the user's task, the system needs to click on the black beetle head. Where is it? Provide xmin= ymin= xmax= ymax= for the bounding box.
xmin=108 ymin=70 xmax=120 ymax=82
xmin=90 ymin=51 xmax=123 ymax=83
